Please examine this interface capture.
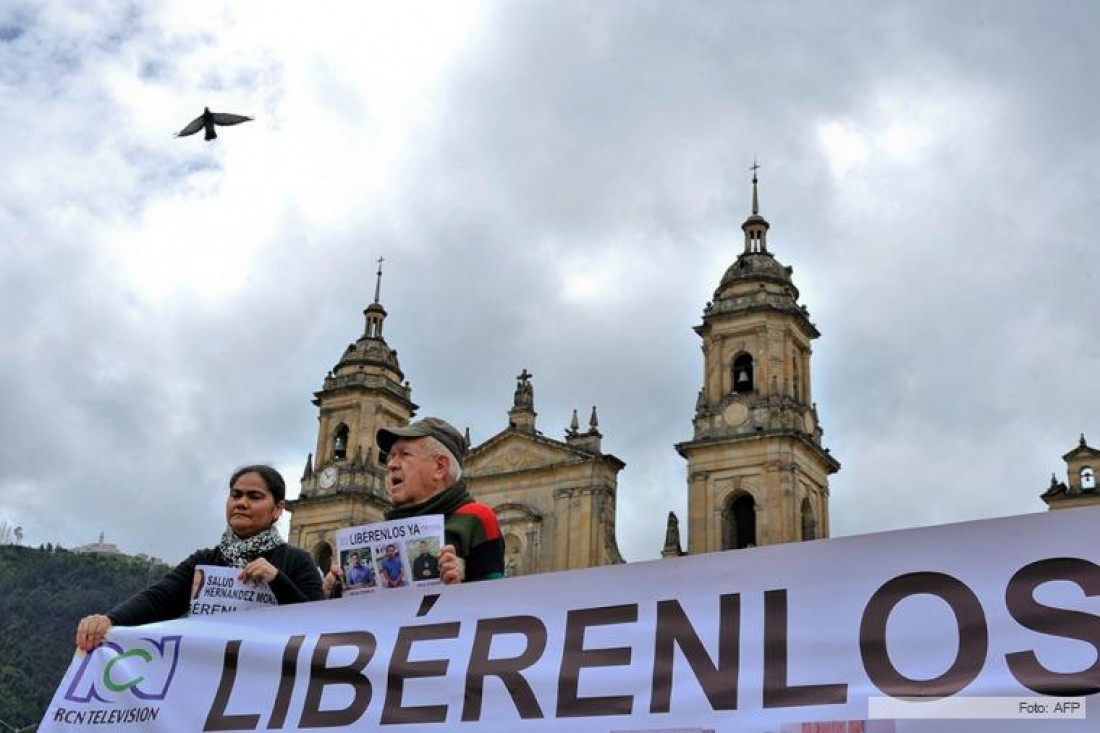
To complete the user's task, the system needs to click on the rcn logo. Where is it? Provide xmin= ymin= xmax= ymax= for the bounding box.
xmin=64 ymin=636 xmax=182 ymax=704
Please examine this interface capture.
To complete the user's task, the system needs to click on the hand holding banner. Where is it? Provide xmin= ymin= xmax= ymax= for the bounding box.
xmin=188 ymin=565 xmax=278 ymax=616
xmin=335 ymin=515 xmax=445 ymax=596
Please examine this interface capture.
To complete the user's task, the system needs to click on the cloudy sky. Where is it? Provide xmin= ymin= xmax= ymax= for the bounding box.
xmin=2 ymin=1 xmax=1098 ymax=565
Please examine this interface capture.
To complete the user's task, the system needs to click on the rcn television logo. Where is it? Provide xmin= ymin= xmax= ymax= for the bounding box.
xmin=64 ymin=636 xmax=182 ymax=704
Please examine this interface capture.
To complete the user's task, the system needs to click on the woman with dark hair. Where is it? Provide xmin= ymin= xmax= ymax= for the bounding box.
xmin=75 ymin=465 xmax=324 ymax=651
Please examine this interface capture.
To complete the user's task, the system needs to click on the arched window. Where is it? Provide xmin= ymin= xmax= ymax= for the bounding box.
xmin=333 ymin=423 xmax=349 ymax=461
xmin=1082 ymin=467 xmax=1096 ymax=491
xmin=504 ymin=533 xmax=523 ymax=578
xmin=312 ymin=541 xmax=333 ymax=573
xmin=722 ymin=493 xmax=756 ymax=550
xmin=801 ymin=498 xmax=817 ymax=541
xmin=732 ymin=353 xmax=754 ymax=394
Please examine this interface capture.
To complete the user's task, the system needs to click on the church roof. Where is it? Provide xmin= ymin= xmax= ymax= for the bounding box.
xmin=1062 ymin=434 xmax=1100 ymax=461
xmin=707 ymin=164 xmax=807 ymax=308
xmin=328 ymin=256 xmax=406 ymax=381
xmin=1041 ymin=477 xmax=1069 ymax=499
xmin=467 ymin=426 xmax=626 ymax=473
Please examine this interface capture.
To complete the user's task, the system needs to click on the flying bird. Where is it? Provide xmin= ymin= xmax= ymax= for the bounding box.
xmin=175 ymin=107 xmax=253 ymax=141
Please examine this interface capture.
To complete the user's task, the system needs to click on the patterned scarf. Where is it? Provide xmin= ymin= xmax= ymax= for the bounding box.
xmin=385 ymin=480 xmax=472 ymax=520
xmin=217 ymin=525 xmax=285 ymax=568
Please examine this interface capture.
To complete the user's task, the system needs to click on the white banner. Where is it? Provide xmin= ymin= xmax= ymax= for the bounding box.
xmin=41 ymin=507 xmax=1100 ymax=732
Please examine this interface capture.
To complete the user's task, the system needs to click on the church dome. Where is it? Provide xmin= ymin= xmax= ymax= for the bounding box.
xmin=335 ymin=336 xmax=402 ymax=377
xmin=721 ymin=251 xmax=793 ymax=285
xmin=714 ymin=251 xmax=800 ymax=303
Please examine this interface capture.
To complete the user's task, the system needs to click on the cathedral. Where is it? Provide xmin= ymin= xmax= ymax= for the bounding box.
xmin=287 ymin=173 xmax=841 ymax=574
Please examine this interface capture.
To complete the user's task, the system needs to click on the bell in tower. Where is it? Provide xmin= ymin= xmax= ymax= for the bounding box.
xmin=676 ymin=163 xmax=840 ymax=554
xmin=732 ymin=353 xmax=754 ymax=394
xmin=333 ymin=426 xmax=348 ymax=461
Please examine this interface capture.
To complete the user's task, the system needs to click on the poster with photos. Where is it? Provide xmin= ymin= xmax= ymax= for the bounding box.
xmin=188 ymin=564 xmax=278 ymax=616
xmin=334 ymin=514 xmax=444 ymax=596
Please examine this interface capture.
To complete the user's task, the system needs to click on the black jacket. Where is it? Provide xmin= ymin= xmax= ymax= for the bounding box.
xmin=107 ymin=543 xmax=323 ymax=626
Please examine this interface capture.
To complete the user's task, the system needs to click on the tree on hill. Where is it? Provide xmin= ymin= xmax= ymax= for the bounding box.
xmin=0 ymin=546 xmax=170 ymax=729
xmin=0 ymin=521 xmax=22 ymax=546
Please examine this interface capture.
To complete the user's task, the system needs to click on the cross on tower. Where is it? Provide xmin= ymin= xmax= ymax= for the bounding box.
xmin=373 ymin=256 xmax=385 ymax=304
xmin=749 ymin=158 xmax=762 ymax=218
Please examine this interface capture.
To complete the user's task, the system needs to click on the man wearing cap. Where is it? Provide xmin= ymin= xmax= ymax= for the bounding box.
xmin=377 ymin=417 xmax=504 ymax=584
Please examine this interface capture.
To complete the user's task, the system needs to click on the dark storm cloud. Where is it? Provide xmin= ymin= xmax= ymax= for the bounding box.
xmin=383 ymin=0 xmax=1100 ymax=554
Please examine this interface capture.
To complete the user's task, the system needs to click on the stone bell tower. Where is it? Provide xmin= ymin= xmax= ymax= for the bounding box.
xmin=286 ymin=258 xmax=416 ymax=569
xmin=1040 ymin=433 xmax=1100 ymax=510
xmin=676 ymin=168 xmax=840 ymax=553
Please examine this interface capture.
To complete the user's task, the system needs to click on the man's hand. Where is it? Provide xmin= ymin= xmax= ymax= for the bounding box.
xmin=75 ymin=614 xmax=112 ymax=652
xmin=323 ymin=564 xmax=343 ymax=598
xmin=239 ymin=557 xmax=279 ymax=584
xmin=439 ymin=544 xmax=465 ymax=585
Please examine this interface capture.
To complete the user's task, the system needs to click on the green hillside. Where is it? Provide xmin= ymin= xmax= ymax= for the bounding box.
xmin=0 ymin=545 xmax=170 ymax=730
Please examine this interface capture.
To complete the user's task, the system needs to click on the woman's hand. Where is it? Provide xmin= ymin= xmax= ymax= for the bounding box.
xmin=439 ymin=545 xmax=465 ymax=585
xmin=75 ymin=614 xmax=112 ymax=652
xmin=238 ymin=557 xmax=279 ymax=584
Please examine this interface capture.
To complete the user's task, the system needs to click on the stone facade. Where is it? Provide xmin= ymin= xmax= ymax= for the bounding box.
xmin=287 ymin=267 xmax=626 ymax=575
xmin=466 ymin=390 xmax=625 ymax=575
xmin=1040 ymin=434 xmax=1100 ymax=510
